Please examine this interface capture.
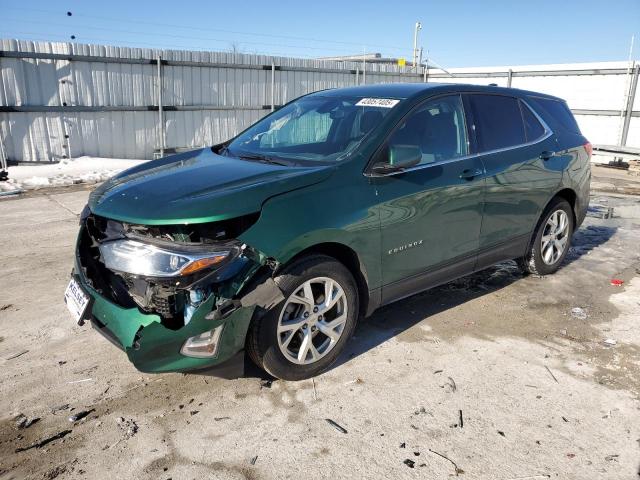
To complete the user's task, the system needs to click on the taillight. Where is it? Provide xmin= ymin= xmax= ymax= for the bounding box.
xmin=583 ymin=142 xmax=593 ymax=158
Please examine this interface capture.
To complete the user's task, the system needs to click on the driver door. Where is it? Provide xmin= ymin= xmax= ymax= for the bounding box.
xmin=371 ymin=94 xmax=486 ymax=304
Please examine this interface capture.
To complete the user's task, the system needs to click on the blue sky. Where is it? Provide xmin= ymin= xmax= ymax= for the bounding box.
xmin=1 ymin=0 xmax=639 ymax=67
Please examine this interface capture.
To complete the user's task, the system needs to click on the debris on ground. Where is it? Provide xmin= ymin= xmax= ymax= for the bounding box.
xmin=42 ymin=464 xmax=67 ymax=480
xmin=610 ymin=278 xmax=624 ymax=287
xmin=50 ymin=404 xmax=71 ymax=414
xmin=214 ymin=416 xmax=231 ymax=421
xmin=544 ymin=366 xmax=559 ymax=383
xmin=13 ymin=413 xmax=40 ymax=429
xmin=603 ymin=338 xmax=617 ymax=346
xmin=115 ymin=417 xmax=138 ymax=438
xmin=441 ymin=376 xmax=457 ymax=392
xmin=68 ymin=409 xmax=95 ymax=423
xmin=498 ymin=431 xmax=506 ymax=437
xmin=0 ymin=304 xmax=13 ymax=310
xmin=400 ymin=442 xmax=406 ymax=448
xmin=250 ymin=455 xmax=258 ymax=465
xmin=260 ymin=379 xmax=273 ymax=389
xmin=15 ymin=429 xmax=72 ymax=453
xmin=67 ymin=378 xmax=93 ymax=384
xmin=504 ymin=475 xmax=551 ymax=480
xmin=428 ymin=448 xmax=464 ymax=476
xmin=325 ymin=418 xmax=347 ymax=434
xmin=344 ymin=378 xmax=364 ymax=385
xmin=570 ymin=307 xmax=588 ymax=320
xmin=458 ymin=410 xmax=464 ymax=428
xmin=604 ymin=454 xmax=619 ymax=462
xmin=403 ymin=459 xmax=415 ymax=468
xmin=5 ymin=350 xmax=29 ymax=360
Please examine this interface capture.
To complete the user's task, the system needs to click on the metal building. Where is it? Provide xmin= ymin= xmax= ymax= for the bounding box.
xmin=0 ymin=39 xmax=638 ymax=162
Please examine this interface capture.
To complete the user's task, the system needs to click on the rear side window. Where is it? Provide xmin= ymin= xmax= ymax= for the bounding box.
xmin=519 ymin=101 xmax=546 ymax=141
xmin=529 ymin=97 xmax=581 ymax=134
xmin=469 ymin=94 xmax=525 ymax=152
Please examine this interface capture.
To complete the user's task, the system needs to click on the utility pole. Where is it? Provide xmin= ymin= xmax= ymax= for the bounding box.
xmin=413 ymin=21 xmax=422 ymax=72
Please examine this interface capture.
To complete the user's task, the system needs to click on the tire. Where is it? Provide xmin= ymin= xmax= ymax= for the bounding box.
xmin=246 ymin=254 xmax=359 ymax=381
xmin=518 ymin=197 xmax=574 ymax=276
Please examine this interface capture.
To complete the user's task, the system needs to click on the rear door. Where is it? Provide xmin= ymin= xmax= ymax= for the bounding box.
xmin=465 ymin=93 xmax=560 ymax=267
xmin=372 ymin=94 xmax=486 ymax=303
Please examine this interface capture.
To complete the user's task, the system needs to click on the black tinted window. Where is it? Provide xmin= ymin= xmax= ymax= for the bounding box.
xmin=531 ymin=98 xmax=581 ymax=134
xmin=520 ymin=101 xmax=546 ymax=141
xmin=469 ymin=94 xmax=525 ymax=151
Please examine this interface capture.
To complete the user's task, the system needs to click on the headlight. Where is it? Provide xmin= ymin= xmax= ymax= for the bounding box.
xmin=99 ymin=239 xmax=231 ymax=277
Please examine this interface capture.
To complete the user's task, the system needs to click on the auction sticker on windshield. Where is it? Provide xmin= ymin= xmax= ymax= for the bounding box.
xmin=355 ymin=98 xmax=400 ymax=108
xmin=64 ymin=277 xmax=90 ymax=324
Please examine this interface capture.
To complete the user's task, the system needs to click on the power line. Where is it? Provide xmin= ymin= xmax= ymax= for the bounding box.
xmin=1 ymin=17 xmax=386 ymax=56
xmin=2 ymin=6 xmax=410 ymax=54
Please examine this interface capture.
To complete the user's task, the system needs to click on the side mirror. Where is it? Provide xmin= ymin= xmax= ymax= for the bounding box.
xmin=372 ymin=144 xmax=422 ymax=174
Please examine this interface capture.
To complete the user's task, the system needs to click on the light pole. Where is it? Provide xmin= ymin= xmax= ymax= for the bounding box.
xmin=413 ymin=22 xmax=422 ymax=72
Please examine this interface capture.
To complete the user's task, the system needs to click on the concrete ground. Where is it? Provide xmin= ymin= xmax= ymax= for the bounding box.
xmin=1 ymin=166 xmax=639 ymax=479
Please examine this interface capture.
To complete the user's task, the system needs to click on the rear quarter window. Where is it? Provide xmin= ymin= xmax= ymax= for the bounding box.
xmin=528 ymin=97 xmax=581 ymax=135
xmin=519 ymin=100 xmax=546 ymax=142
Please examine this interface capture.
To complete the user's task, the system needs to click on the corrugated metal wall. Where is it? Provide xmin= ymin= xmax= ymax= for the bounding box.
xmin=1 ymin=40 xmax=638 ymax=162
xmin=0 ymin=40 xmax=419 ymax=162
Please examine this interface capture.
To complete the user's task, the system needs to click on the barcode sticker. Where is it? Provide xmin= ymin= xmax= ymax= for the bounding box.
xmin=355 ymin=98 xmax=400 ymax=108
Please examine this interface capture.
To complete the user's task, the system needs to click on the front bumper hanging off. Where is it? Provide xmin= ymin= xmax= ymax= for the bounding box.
xmin=73 ymin=250 xmax=284 ymax=377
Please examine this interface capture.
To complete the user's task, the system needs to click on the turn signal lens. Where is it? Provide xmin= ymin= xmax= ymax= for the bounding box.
xmin=180 ymin=326 xmax=224 ymax=358
xmin=179 ymin=255 xmax=227 ymax=275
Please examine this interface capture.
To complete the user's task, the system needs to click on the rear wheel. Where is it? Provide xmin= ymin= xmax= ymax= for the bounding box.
xmin=518 ymin=197 xmax=574 ymax=276
xmin=247 ymin=255 xmax=358 ymax=381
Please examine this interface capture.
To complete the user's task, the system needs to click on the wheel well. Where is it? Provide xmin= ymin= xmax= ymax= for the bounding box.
xmin=285 ymin=243 xmax=370 ymax=319
xmin=553 ymin=188 xmax=578 ymax=224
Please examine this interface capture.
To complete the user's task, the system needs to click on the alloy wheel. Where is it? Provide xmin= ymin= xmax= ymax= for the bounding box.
xmin=541 ymin=209 xmax=569 ymax=265
xmin=276 ymin=276 xmax=348 ymax=365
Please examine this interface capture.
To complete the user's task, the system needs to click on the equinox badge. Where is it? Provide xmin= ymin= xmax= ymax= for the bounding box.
xmin=388 ymin=240 xmax=424 ymax=255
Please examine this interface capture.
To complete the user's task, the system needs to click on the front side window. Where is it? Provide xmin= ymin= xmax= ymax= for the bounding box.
xmin=469 ymin=94 xmax=526 ymax=152
xmin=384 ymin=94 xmax=468 ymax=166
xmin=225 ymin=95 xmax=397 ymax=163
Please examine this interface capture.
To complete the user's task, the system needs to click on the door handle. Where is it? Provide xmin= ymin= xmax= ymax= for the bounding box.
xmin=459 ymin=168 xmax=483 ymax=180
xmin=539 ymin=150 xmax=556 ymax=161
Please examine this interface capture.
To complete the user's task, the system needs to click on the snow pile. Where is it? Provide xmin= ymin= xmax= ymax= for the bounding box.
xmin=0 ymin=156 xmax=148 ymax=193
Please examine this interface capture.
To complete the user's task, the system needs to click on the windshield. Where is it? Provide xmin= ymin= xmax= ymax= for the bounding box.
xmin=224 ymin=95 xmax=400 ymax=163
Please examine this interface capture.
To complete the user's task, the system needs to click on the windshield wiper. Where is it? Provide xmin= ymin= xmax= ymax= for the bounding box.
xmin=235 ymin=153 xmax=289 ymax=166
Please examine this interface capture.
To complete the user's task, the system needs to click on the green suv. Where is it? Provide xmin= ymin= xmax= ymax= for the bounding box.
xmin=65 ymin=83 xmax=591 ymax=380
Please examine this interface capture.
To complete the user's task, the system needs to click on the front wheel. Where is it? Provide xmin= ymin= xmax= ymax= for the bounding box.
xmin=518 ymin=197 xmax=574 ymax=276
xmin=247 ymin=255 xmax=359 ymax=381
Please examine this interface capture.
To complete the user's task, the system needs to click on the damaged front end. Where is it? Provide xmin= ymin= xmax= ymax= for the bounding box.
xmin=73 ymin=208 xmax=283 ymax=375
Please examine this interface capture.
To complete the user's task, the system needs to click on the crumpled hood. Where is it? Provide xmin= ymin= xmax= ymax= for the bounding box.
xmin=89 ymin=148 xmax=333 ymax=225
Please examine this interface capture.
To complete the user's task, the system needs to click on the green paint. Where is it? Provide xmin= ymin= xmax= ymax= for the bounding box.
xmin=75 ymin=83 xmax=590 ymax=374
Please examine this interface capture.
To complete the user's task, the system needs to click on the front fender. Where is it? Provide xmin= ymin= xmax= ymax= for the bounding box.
xmin=239 ymin=163 xmax=382 ymax=290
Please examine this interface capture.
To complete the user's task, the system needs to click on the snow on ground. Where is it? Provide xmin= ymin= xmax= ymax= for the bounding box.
xmin=0 ymin=156 xmax=147 ymax=193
